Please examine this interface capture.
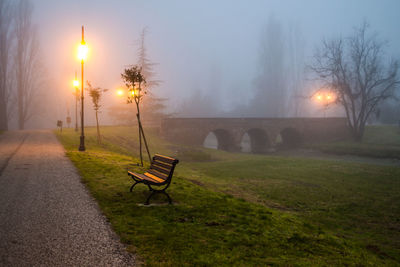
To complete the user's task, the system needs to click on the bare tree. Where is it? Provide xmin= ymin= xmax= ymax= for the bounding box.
xmin=0 ymin=0 xmax=13 ymax=130
xmin=87 ymin=81 xmax=107 ymax=144
xmin=14 ymin=0 xmax=43 ymax=130
xmin=310 ymin=22 xmax=399 ymax=141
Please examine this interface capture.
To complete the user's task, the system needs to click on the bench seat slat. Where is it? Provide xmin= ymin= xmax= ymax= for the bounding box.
xmin=152 ymin=160 xmax=172 ymax=170
xmin=144 ymin=172 xmax=166 ymax=183
xmin=150 ymin=164 xmax=171 ymax=175
xmin=146 ymin=169 xmax=168 ymax=180
xmin=154 ymin=154 xmax=177 ymax=164
xmin=128 ymin=171 xmax=164 ymax=184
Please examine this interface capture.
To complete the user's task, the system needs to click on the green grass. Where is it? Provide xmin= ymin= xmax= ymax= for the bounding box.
xmin=56 ymin=126 xmax=400 ymax=266
xmin=310 ymin=125 xmax=400 ymax=158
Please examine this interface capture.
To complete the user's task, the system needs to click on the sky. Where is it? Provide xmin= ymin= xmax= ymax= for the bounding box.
xmin=30 ymin=0 xmax=400 ymax=125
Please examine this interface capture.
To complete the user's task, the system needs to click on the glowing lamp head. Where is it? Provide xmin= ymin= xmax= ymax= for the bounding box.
xmin=130 ymin=88 xmax=140 ymax=97
xmin=78 ymin=42 xmax=88 ymax=61
xmin=117 ymin=89 xmax=124 ymax=96
xmin=326 ymin=94 xmax=332 ymax=100
xmin=316 ymin=94 xmax=322 ymax=101
xmin=73 ymin=79 xmax=79 ymax=88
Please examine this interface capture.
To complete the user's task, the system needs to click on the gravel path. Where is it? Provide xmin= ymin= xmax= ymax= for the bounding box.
xmin=0 ymin=130 xmax=136 ymax=266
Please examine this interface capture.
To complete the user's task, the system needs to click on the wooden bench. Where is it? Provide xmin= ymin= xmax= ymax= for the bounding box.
xmin=128 ymin=154 xmax=179 ymax=205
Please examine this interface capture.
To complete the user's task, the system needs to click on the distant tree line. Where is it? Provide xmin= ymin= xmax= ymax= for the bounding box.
xmin=176 ymin=15 xmax=306 ymax=118
xmin=175 ymin=17 xmax=399 ymax=141
xmin=0 ymin=0 xmax=44 ymax=131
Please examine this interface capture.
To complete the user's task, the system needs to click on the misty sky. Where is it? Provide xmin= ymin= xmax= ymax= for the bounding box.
xmin=30 ymin=0 xmax=400 ymax=124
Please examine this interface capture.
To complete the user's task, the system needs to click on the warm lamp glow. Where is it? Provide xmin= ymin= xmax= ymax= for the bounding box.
xmin=78 ymin=42 xmax=88 ymax=61
xmin=117 ymin=89 xmax=124 ymax=96
xmin=314 ymin=90 xmax=336 ymax=104
xmin=129 ymin=89 xmax=140 ymax=97
xmin=73 ymin=79 xmax=79 ymax=88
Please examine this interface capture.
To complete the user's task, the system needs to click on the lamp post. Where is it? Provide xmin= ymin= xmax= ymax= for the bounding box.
xmin=78 ymin=26 xmax=88 ymax=151
xmin=73 ymin=72 xmax=79 ymax=132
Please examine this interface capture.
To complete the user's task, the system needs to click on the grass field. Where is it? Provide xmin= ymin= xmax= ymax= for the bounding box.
xmin=56 ymin=126 xmax=400 ymax=266
xmin=311 ymin=125 xmax=400 ymax=159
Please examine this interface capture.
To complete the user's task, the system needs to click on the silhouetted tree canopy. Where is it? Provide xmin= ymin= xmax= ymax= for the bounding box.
xmin=310 ymin=22 xmax=400 ymax=141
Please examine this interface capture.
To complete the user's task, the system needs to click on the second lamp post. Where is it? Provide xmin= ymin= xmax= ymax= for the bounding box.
xmin=78 ymin=26 xmax=88 ymax=151
xmin=73 ymin=72 xmax=79 ymax=132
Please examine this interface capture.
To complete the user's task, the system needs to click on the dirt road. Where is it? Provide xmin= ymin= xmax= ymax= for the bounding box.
xmin=0 ymin=130 xmax=136 ymax=266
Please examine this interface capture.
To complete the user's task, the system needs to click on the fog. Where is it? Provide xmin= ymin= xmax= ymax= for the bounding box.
xmin=3 ymin=0 xmax=400 ymax=129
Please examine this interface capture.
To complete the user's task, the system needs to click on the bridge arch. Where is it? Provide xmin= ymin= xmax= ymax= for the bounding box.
xmin=240 ymin=128 xmax=270 ymax=153
xmin=278 ymin=127 xmax=303 ymax=148
xmin=161 ymin=117 xmax=350 ymax=150
xmin=203 ymin=129 xmax=235 ymax=151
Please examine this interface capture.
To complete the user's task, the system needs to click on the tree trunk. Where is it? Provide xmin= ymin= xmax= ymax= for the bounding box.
xmin=136 ymin=100 xmax=143 ymax=166
xmin=18 ymin=91 xmax=24 ymax=130
xmin=138 ymin=116 xmax=152 ymax=163
xmin=0 ymin=96 xmax=7 ymax=130
xmin=352 ymin=126 xmax=364 ymax=142
xmin=95 ymin=110 xmax=100 ymax=144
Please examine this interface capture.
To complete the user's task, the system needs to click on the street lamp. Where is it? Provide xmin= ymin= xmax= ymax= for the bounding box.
xmin=315 ymin=91 xmax=336 ymax=117
xmin=78 ymin=26 xmax=88 ymax=151
xmin=116 ymin=89 xmax=124 ymax=97
xmin=73 ymin=72 xmax=79 ymax=132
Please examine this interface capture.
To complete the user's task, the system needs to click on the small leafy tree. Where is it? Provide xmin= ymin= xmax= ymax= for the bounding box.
xmin=109 ymin=28 xmax=168 ymax=126
xmin=87 ymin=81 xmax=107 ymax=144
xmin=121 ymin=65 xmax=151 ymax=166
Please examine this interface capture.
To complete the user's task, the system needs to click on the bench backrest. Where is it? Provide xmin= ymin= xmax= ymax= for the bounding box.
xmin=146 ymin=154 xmax=179 ymax=183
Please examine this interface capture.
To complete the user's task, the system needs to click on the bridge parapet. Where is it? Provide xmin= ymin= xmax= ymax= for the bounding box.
xmin=161 ymin=117 xmax=350 ymax=152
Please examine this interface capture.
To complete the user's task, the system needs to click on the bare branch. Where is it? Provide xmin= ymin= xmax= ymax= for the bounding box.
xmin=310 ymin=22 xmax=400 ymax=141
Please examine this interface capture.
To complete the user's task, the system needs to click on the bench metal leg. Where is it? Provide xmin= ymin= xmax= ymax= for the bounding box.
xmin=145 ymin=190 xmax=156 ymax=205
xmin=130 ymin=181 xmax=140 ymax=192
xmin=164 ymin=191 xmax=172 ymax=204
xmin=145 ymin=189 xmax=173 ymax=205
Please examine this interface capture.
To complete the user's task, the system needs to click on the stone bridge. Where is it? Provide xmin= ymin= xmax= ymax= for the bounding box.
xmin=160 ymin=117 xmax=350 ymax=153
